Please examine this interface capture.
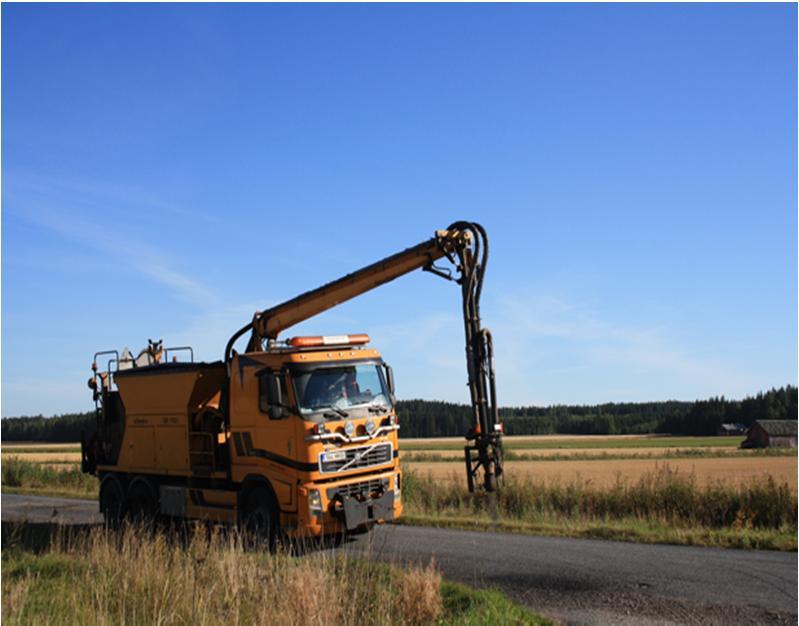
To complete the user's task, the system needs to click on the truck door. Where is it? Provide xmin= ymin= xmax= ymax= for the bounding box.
xmin=228 ymin=356 xmax=297 ymax=512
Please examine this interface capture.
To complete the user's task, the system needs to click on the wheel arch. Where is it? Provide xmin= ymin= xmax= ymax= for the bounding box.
xmin=238 ymin=474 xmax=280 ymax=523
xmin=128 ymin=474 xmax=158 ymax=505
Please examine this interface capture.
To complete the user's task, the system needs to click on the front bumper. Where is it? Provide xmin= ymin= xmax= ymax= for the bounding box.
xmin=295 ymin=470 xmax=402 ymax=536
xmin=340 ymin=491 xmax=394 ymax=530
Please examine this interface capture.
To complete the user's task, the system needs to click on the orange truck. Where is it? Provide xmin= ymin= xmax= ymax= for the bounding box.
xmin=82 ymin=221 xmax=503 ymax=543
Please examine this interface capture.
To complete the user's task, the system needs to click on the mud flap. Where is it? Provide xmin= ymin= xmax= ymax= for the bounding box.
xmin=342 ymin=492 xmax=395 ymax=531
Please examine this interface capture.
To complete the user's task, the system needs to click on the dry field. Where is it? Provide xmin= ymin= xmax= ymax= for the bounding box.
xmin=401 ymin=434 xmax=745 ymax=449
xmin=407 ymin=434 xmax=655 ymax=445
xmin=400 ymin=434 xmax=797 ymax=492
xmin=399 ymin=446 xmax=739 ymax=459
xmin=3 ymin=438 xmax=796 ymax=492
xmin=1 ymin=442 xmax=78 ymax=449
xmin=2 ymin=444 xmax=82 ymax=474
xmin=2 ymin=452 xmax=81 ymax=464
xmin=406 ymin=456 xmax=798 ymax=491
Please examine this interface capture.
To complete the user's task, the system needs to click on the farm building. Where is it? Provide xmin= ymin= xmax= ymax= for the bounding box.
xmin=741 ymin=420 xmax=798 ymax=449
xmin=717 ymin=423 xmax=746 ymax=436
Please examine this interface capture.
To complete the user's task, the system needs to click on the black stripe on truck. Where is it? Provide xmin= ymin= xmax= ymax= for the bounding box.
xmin=232 ymin=431 xmax=316 ymax=472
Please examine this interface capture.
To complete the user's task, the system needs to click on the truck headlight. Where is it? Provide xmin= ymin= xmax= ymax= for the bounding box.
xmin=394 ymin=474 xmax=401 ymax=498
xmin=309 ymin=489 xmax=323 ymax=517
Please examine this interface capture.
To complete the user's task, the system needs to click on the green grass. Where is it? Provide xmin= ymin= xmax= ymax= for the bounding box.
xmin=439 ymin=582 xmax=552 ymax=625
xmin=401 ymin=513 xmax=796 ymax=551
xmin=400 ymin=436 xmax=745 ymax=451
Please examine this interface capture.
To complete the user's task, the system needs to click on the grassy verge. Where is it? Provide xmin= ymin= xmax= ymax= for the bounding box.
xmin=400 ymin=513 xmax=795 ymax=550
xmin=403 ymin=467 xmax=797 ymax=550
xmin=2 ymin=524 xmax=547 ymax=625
xmin=1 ymin=458 xmax=96 ymax=499
xmin=401 ymin=465 xmax=798 ymax=551
xmin=440 ymin=581 xmax=551 ymax=625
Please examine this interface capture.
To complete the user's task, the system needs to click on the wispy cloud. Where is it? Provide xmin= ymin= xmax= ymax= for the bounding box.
xmin=488 ymin=292 xmax=752 ymax=403
xmin=162 ymin=301 xmax=272 ymax=361
xmin=6 ymin=170 xmax=223 ymax=225
xmin=6 ymin=197 xmax=217 ymax=306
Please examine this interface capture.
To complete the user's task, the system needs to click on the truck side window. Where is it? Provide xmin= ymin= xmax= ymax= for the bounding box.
xmin=259 ymin=371 xmax=290 ymax=418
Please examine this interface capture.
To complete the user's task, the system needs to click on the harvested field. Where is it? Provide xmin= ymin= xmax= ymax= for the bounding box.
xmin=1 ymin=442 xmax=79 ymax=451
xmin=400 ymin=435 xmax=745 ymax=450
xmin=399 ymin=446 xmax=744 ymax=460
xmin=1 ymin=452 xmax=82 ymax=464
xmin=404 ymin=456 xmax=798 ymax=491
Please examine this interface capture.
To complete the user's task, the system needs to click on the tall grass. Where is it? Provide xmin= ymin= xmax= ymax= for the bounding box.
xmin=2 ymin=457 xmax=96 ymax=497
xmin=401 ymin=464 xmax=798 ymax=549
xmin=2 ymin=524 xmax=443 ymax=626
xmin=403 ymin=464 xmax=796 ymax=529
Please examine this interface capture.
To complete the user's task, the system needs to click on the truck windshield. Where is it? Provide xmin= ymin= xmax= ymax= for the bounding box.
xmin=292 ymin=363 xmax=391 ymax=418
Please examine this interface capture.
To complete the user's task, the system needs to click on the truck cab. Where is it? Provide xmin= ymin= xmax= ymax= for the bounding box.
xmin=227 ymin=334 xmax=402 ymax=536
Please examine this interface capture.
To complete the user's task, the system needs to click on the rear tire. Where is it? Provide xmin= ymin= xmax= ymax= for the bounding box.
xmin=100 ymin=476 xmax=126 ymax=529
xmin=242 ymin=487 xmax=279 ymax=551
xmin=128 ymin=480 xmax=158 ymax=528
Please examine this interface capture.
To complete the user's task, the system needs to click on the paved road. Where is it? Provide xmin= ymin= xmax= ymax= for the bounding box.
xmin=3 ymin=493 xmax=796 ymax=624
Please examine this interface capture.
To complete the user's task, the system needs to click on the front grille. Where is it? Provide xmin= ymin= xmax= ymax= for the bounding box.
xmin=319 ymin=443 xmax=393 ymax=473
xmin=327 ymin=477 xmax=390 ymax=501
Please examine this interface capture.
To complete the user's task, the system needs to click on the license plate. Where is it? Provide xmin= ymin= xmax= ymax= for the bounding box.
xmin=323 ymin=450 xmax=347 ymax=463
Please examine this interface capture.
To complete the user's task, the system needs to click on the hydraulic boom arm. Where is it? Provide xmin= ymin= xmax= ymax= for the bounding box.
xmin=224 ymin=221 xmax=503 ymax=492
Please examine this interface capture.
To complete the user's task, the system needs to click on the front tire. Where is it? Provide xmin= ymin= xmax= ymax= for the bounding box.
xmin=243 ymin=487 xmax=279 ymax=551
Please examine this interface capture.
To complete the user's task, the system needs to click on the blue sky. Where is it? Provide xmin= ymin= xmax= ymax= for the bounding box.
xmin=2 ymin=3 xmax=796 ymax=417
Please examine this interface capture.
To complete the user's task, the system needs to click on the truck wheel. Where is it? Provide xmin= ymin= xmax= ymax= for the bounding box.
xmin=100 ymin=477 xmax=126 ymax=529
xmin=243 ymin=487 xmax=278 ymax=551
xmin=128 ymin=480 xmax=158 ymax=528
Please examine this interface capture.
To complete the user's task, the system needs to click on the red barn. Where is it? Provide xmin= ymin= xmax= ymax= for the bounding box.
xmin=741 ymin=420 xmax=797 ymax=449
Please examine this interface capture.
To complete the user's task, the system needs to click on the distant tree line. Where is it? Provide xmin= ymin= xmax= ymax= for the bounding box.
xmin=394 ymin=386 xmax=796 ymax=438
xmin=1 ymin=386 xmax=795 ymax=442
xmin=658 ymin=386 xmax=798 ymax=436
xmin=1 ymin=411 xmax=96 ymax=443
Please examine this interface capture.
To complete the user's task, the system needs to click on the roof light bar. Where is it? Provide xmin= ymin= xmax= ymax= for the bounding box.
xmin=287 ymin=334 xmax=370 ymax=348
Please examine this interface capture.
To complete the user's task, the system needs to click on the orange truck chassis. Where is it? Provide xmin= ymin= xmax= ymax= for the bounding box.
xmin=82 ymin=221 xmax=502 ymax=542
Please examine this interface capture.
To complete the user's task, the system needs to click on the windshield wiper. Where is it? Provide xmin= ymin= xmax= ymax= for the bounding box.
xmin=318 ymin=405 xmax=349 ymax=418
xmin=368 ymin=404 xmax=389 ymax=414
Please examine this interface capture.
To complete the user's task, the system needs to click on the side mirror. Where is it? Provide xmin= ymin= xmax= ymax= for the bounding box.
xmin=384 ymin=364 xmax=395 ymax=401
xmin=268 ymin=404 xmax=284 ymax=420
xmin=267 ymin=372 xmax=282 ymax=406
xmin=259 ymin=370 xmax=289 ymax=420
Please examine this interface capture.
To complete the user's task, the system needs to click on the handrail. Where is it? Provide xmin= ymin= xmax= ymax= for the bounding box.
xmin=165 ymin=346 xmax=194 ymax=363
